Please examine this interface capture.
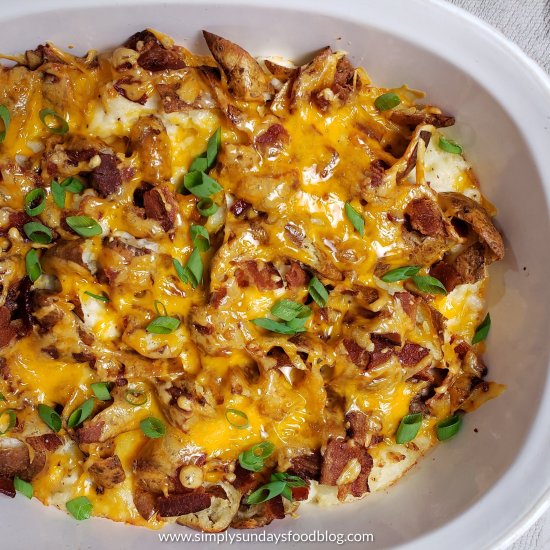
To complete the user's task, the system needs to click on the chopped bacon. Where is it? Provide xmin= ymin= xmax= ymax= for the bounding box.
xmin=254 ymin=124 xmax=290 ymax=156
xmin=291 ymin=485 xmax=309 ymax=501
xmin=369 ymin=333 xmax=401 ymax=368
xmin=26 ymin=434 xmax=62 ymax=453
xmin=331 ymin=56 xmax=355 ymax=102
xmin=209 ymin=287 xmax=227 ymax=308
xmin=0 ymin=307 xmax=17 ymax=349
xmin=229 ymin=198 xmax=252 ymax=217
xmin=430 ymin=261 xmax=462 ymax=293
xmin=156 ymin=492 xmax=212 ymax=518
xmin=365 ymin=159 xmax=386 ymax=188
xmin=320 ymin=438 xmax=373 ymax=499
xmin=398 ymin=343 xmax=430 ymax=366
xmin=285 ymin=261 xmax=308 ymax=289
xmin=389 ymin=109 xmax=455 ymax=129
xmin=395 ymin=291 xmax=417 ymax=320
xmin=65 ymin=148 xmax=97 ymax=166
xmin=113 ymin=77 xmax=148 ymax=105
xmin=405 ymin=197 xmax=446 ymax=237
xmin=289 ymin=451 xmax=322 ymax=481
xmin=234 ymin=261 xmax=283 ymax=290
xmin=143 ymin=186 xmax=178 ymax=231
xmin=345 ymin=411 xmax=369 ymax=446
xmin=343 ymin=339 xmax=371 ymax=371
xmin=0 ymin=477 xmax=15 ymax=498
xmin=91 ymin=153 xmax=122 ymax=197
xmin=232 ymin=464 xmax=261 ymax=494
xmin=76 ymin=421 xmax=104 ymax=444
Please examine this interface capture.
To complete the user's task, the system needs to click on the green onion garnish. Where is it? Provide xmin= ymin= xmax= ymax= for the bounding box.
xmin=91 ymin=382 xmax=111 ymax=401
xmin=125 ymin=387 xmax=148 ymax=407
xmin=270 ymin=299 xmax=311 ymax=322
xmin=173 ymin=247 xmax=203 ymax=289
xmin=238 ymin=441 xmax=275 ymax=472
xmin=395 ymin=413 xmax=423 ymax=444
xmin=23 ymin=221 xmax=53 ymax=244
xmin=438 ymin=137 xmax=463 ymax=155
xmin=380 ymin=265 xmax=421 ymax=282
xmin=246 ymin=472 xmax=306 ymax=504
xmin=66 ymin=496 xmax=93 ymax=520
xmin=183 ymin=171 xmax=222 ymax=199
xmin=67 ymin=398 xmax=94 ymax=428
xmin=436 ymin=414 xmax=462 ymax=441
xmin=344 ymin=202 xmax=365 ymax=236
xmin=0 ymin=409 xmax=16 ymax=434
xmin=39 ymin=108 xmax=69 ymax=135
xmin=51 ymin=180 xmax=66 ymax=208
xmin=0 ymin=104 xmax=11 ymax=143
xmin=37 ymin=404 xmax=62 ymax=432
xmin=472 ymin=313 xmax=491 ymax=344
xmin=84 ymin=290 xmax=109 ymax=303
xmin=24 ymin=188 xmax=46 ymax=216
xmin=154 ymin=300 xmax=168 ymax=317
xmin=412 ymin=275 xmax=447 ymax=295
xmin=308 ymin=277 xmax=329 ymax=307
xmin=0 ymin=393 xmax=5 ymax=401
xmin=52 ymin=177 xmax=85 ymax=209
xmin=25 ymin=249 xmax=42 ymax=282
xmin=251 ymin=318 xmax=302 ymax=335
xmin=225 ymin=408 xmax=249 ymax=429
xmin=190 ymin=224 xmax=210 ymax=251
xmin=61 ymin=176 xmax=85 ymax=193
xmin=146 ymin=316 xmax=180 ymax=334
xmin=14 ymin=476 xmax=33 ymax=499
xmin=197 ymin=198 xmax=218 ymax=217
xmin=189 ymin=127 xmax=222 ymax=173
xmin=374 ymin=92 xmax=401 ymax=111
xmin=140 ymin=416 xmax=166 ymax=439
xmin=65 ymin=216 xmax=102 ymax=237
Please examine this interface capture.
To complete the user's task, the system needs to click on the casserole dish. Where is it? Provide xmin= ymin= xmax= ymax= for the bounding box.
xmin=0 ymin=0 xmax=549 ymax=548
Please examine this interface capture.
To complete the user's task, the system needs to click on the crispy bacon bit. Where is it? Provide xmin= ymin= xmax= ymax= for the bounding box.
xmin=0 ymin=307 xmax=17 ymax=349
xmin=343 ymin=339 xmax=370 ymax=371
xmin=289 ymin=451 xmax=322 ymax=481
xmin=389 ymin=108 xmax=455 ymax=129
xmin=65 ymin=148 xmax=97 ymax=166
xmin=157 ymin=492 xmax=212 ymax=518
xmin=331 ymin=56 xmax=355 ymax=102
xmin=429 ymin=261 xmax=462 ymax=292
xmin=285 ymin=261 xmax=308 ymax=289
xmin=143 ymin=186 xmax=178 ymax=231
xmin=320 ymin=438 xmax=373 ymax=499
xmin=291 ymin=486 xmax=309 ymax=501
xmin=76 ymin=421 xmax=104 ymax=444
xmin=395 ymin=291 xmax=417 ymax=320
xmin=398 ymin=343 xmax=430 ymax=366
xmin=137 ymin=39 xmax=186 ymax=72
xmin=234 ymin=261 xmax=283 ymax=290
xmin=405 ymin=197 xmax=446 ymax=237
xmin=113 ymin=77 xmax=148 ymax=105
xmin=454 ymin=243 xmax=486 ymax=284
xmin=0 ymin=477 xmax=15 ymax=498
xmin=345 ymin=411 xmax=369 ymax=446
xmin=365 ymin=159 xmax=386 ymax=188
xmin=91 ymin=153 xmax=122 ymax=197
xmin=89 ymin=455 xmax=126 ymax=489
xmin=454 ymin=341 xmax=471 ymax=360
xmin=254 ymin=124 xmax=290 ymax=157
xmin=232 ymin=464 xmax=260 ymax=493
xmin=209 ymin=287 xmax=227 ymax=308
xmin=229 ymin=198 xmax=252 ymax=217
xmin=26 ymin=434 xmax=62 ymax=453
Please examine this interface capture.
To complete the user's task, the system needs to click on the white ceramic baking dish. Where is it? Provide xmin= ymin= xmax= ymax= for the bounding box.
xmin=1 ymin=0 xmax=549 ymax=548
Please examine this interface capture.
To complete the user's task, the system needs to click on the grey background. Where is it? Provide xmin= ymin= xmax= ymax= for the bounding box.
xmin=445 ymin=1 xmax=549 ymax=548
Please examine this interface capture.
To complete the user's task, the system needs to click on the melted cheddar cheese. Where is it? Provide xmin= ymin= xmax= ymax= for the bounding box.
xmin=0 ymin=29 xmax=504 ymax=529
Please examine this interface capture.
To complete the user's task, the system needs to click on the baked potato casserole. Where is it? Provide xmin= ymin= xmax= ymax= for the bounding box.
xmin=0 ymin=29 xmax=505 ymax=530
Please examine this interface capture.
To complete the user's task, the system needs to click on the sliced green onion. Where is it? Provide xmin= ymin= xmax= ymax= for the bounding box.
xmin=65 ymin=216 xmax=102 ymax=237
xmin=270 ymin=472 xmax=307 ymax=487
xmin=14 ymin=476 xmax=33 ymax=499
xmin=189 ymin=156 xmax=208 ymax=173
xmin=25 ymin=249 xmax=42 ymax=282
xmin=189 ymin=127 xmax=222 ymax=173
xmin=39 ymin=108 xmax=69 ymax=135
xmin=380 ymin=265 xmax=421 ymax=282
xmin=0 ymin=409 xmax=16 ymax=434
xmin=344 ymin=202 xmax=365 ymax=236
xmin=225 ymin=408 xmax=249 ymax=430
xmin=246 ymin=480 xmax=287 ymax=504
xmin=438 ymin=137 xmax=463 ymax=155
xmin=395 ymin=413 xmax=423 ymax=444
xmin=238 ymin=441 xmax=275 ymax=472
xmin=37 ymin=404 xmax=61 ymax=432
xmin=146 ymin=316 xmax=180 ymax=334
xmin=66 ymin=496 xmax=93 ymax=520
xmin=197 ymin=198 xmax=218 ymax=217
xmin=183 ymin=171 xmax=222 ymax=198
xmin=51 ymin=180 xmax=66 ymax=208
xmin=67 ymin=398 xmax=94 ymax=429
xmin=374 ymin=92 xmax=401 ymax=111
xmin=270 ymin=299 xmax=311 ymax=322
xmin=0 ymin=393 xmax=5 ymax=401
xmin=140 ymin=416 xmax=166 ymax=439
xmin=154 ymin=300 xmax=168 ymax=317
xmin=125 ymin=387 xmax=148 ymax=407
xmin=91 ymin=382 xmax=111 ymax=401
xmin=472 ymin=313 xmax=491 ymax=344
xmin=190 ymin=224 xmax=210 ymax=251
xmin=84 ymin=290 xmax=109 ymax=303
xmin=23 ymin=222 xmax=53 ymax=244
xmin=61 ymin=176 xmax=85 ymax=193
xmin=412 ymin=275 xmax=447 ymax=295
xmin=251 ymin=317 xmax=306 ymax=335
xmin=24 ymin=188 xmax=46 ymax=216
xmin=173 ymin=248 xmax=203 ymax=289
xmin=0 ymin=104 xmax=10 ymax=143
xmin=436 ymin=414 xmax=462 ymax=441
xmin=308 ymin=277 xmax=329 ymax=307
